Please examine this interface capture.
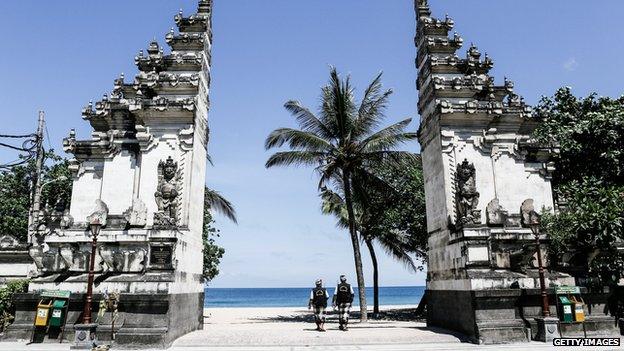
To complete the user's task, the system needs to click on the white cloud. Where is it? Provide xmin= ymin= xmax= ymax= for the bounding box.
xmin=563 ymin=57 xmax=579 ymax=71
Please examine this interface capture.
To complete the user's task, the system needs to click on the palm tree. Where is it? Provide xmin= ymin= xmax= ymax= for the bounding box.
xmin=204 ymin=186 xmax=237 ymax=224
xmin=320 ymin=188 xmax=418 ymax=316
xmin=265 ymin=68 xmax=418 ymax=321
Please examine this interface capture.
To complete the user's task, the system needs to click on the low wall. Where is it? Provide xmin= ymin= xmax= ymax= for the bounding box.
xmin=3 ymin=291 xmax=204 ymax=349
xmin=427 ymin=288 xmax=621 ymax=344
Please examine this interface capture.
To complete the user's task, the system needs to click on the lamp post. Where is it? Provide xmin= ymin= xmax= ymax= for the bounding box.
xmin=528 ymin=211 xmax=550 ymax=317
xmin=83 ymin=217 xmax=102 ymax=324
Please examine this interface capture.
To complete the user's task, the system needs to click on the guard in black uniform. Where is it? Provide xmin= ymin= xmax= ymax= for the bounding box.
xmin=308 ymin=279 xmax=329 ymax=331
xmin=332 ymin=275 xmax=354 ymax=331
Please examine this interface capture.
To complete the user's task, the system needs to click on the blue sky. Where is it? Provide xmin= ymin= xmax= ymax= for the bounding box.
xmin=1 ymin=1 xmax=623 ymax=288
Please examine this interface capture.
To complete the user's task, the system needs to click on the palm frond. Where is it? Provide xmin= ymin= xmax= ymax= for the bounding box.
xmin=363 ymin=151 xmax=422 ymax=168
xmin=320 ymin=188 xmax=349 ymax=228
xmin=359 ymin=118 xmax=415 ymax=151
xmin=354 ymin=72 xmax=393 ymax=138
xmin=205 ymin=187 xmax=238 ymax=224
xmin=284 ymin=100 xmax=334 ymax=140
xmin=264 ymin=128 xmax=333 ymax=151
xmin=265 ymin=151 xmax=326 ymax=168
xmin=350 ymin=167 xmax=398 ymax=206
xmin=328 ymin=67 xmax=356 ymax=141
xmin=376 ymin=230 xmax=418 ymax=272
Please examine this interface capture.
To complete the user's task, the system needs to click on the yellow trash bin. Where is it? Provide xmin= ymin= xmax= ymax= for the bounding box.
xmin=34 ymin=299 xmax=53 ymax=327
xmin=570 ymin=296 xmax=585 ymax=322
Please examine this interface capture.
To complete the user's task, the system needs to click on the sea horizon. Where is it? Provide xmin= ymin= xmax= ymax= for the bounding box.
xmin=204 ymin=286 xmax=425 ymax=308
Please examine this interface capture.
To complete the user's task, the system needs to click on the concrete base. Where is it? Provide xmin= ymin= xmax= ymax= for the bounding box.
xmin=534 ymin=317 xmax=558 ymax=342
xmin=71 ymin=323 xmax=97 ymax=350
xmin=427 ymin=289 xmax=528 ymax=344
xmin=427 ymin=288 xmax=621 ymax=344
xmin=2 ymin=291 xmax=203 ymax=349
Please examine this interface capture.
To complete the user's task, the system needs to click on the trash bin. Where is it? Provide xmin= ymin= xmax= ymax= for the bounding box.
xmin=48 ymin=299 xmax=67 ymax=327
xmin=570 ymin=296 xmax=585 ymax=322
xmin=558 ymin=296 xmax=573 ymax=322
xmin=35 ymin=299 xmax=53 ymax=327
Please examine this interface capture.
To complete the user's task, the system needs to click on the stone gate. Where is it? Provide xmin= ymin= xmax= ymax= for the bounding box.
xmin=414 ymin=0 xmax=618 ymax=343
xmin=5 ymin=1 xmax=213 ymax=348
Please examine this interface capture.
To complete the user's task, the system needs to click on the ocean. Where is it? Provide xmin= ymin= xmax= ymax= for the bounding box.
xmin=204 ymin=286 xmax=425 ymax=308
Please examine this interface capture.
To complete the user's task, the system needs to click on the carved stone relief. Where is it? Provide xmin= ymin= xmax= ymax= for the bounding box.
xmin=520 ymin=198 xmax=535 ymax=227
xmin=0 ymin=235 xmax=25 ymax=250
xmin=486 ymin=198 xmax=508 ymax=226
xmin=87 ymin=199 xmax=109 ymax=225
xmin=123 ymin=198 xmax=148 ymax=228
xmin=29 ymin=245 xmax=70 ymax=275
xmin=99 ymin=245 xmax=147 ymax=273
xmin=456 ymin=159 xmax=481 ymax=225
xmin=154 ymin=156 xmax=180 ymax=228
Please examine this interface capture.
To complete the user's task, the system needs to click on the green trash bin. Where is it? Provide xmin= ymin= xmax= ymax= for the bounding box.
xmin=558 ymin=296 xmax=573 ymax=322
xmin=48 ymin=299 xmax=66 ymax=327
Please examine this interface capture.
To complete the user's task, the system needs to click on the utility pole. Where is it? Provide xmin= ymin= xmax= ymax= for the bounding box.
xmin=28 ymin=111 xmax=45 ymax=244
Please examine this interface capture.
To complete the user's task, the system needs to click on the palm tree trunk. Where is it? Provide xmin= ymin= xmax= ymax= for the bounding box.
xmin=364 ymin=238 xmax=380 ymax=317
xmin=341 ymin=170 xmax=368 ymax=322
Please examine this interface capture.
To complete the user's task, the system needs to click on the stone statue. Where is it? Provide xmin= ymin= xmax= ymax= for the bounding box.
xmin=486 ymin=198 xmax=508 ymax=226
xmin=456 ymin=159 xmax=481 ymax=225
xmin=87 ymin=199 xmax=109 ymax=226
xmin=154 ymin=156 xmax=179 ymax=228
xmin=123 ymin=197 xmax=148 ymax=228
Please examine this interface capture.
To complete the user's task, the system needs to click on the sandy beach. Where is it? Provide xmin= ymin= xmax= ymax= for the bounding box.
xmin=172 ymin=305 xmax=464 ymax=348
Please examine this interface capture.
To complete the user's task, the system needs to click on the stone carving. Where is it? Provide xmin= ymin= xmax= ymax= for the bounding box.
xmin=123 ymin=198 xmax=148 ymax=228
xmin=154 ymin=156 xmax=180 ymax=228
xmin=520 ymin=198 xmax=535 ymax=227
xmin=456 ymin=159 xmax=481 ymax=225
xmin=29 ymin=245 xmax=69 ymax=275
xmin=60 ymin=211 xmax=74 ymax=229
xmin=87 ymin=199 xmax=109 ymax=226
xmin=0 ymin=235 xmax=24 ymax=250
xmin=69 ymin=247 xmax=93 ymax=272
xmin=509 ymin=243 xmax=535 ymax=274
xmin=99 ymin=245 xmax=147 ymax=273
xmin=486 ymin=198 xmax=508 ymax=226
xmin=59 ymin=245 xmax=75 ymax=270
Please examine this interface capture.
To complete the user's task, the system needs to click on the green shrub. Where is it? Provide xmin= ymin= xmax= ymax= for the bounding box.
xmin=0 ymin=279 xmax=29 ymax=332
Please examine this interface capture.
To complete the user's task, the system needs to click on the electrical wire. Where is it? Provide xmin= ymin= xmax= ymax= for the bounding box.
xmin=0 ymin=132 xmax=39 ymax=170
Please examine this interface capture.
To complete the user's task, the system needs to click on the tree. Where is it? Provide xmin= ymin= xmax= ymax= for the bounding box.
xmin=265 ymin=68 xmax=418 ymax=321
xmin=320 ymin=159 xmax=426 ymax=316
xmin=534 ymin=87 xmax=624 ymax=285
xmin=361 ymin=160 xmax=427 ymax=314
xmin=0 ymin=151 xmax=71 ymax=242
xmin=202 ymin=186 xmax=237 ymax=282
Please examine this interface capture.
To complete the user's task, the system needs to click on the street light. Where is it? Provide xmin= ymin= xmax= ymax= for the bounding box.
xmin=82 ymin=217 xmax=102 ymax=324
xmin=528 ymin=210 xmax=550 ymax=317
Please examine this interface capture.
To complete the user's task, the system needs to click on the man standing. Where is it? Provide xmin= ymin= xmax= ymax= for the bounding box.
xmin=332 ymin=275 xmax=354 ymax=331
xmin=308 ymin=279 xmax=329 ymax=332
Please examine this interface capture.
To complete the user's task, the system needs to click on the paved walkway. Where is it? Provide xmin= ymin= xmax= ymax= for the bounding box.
xmin=0 ymin=307 xmax=621 ymax=350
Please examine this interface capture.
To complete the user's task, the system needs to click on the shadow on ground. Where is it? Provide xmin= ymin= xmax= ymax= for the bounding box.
xmin=412 ymin=326 xmax=472 ymax=343
xmin=250 ymin=307 xmax=425 ymax=323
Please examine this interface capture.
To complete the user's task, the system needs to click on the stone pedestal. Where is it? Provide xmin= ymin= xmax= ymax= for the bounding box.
xmin=71 ymin=324 xmax=97 ymax=350
xmin=534 ymin=317 xmax=559 ymax=342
